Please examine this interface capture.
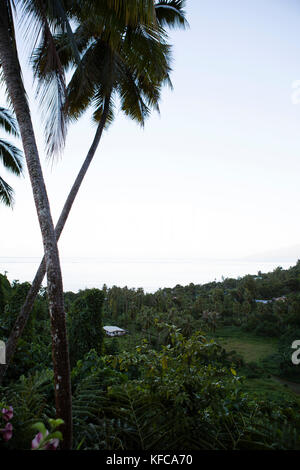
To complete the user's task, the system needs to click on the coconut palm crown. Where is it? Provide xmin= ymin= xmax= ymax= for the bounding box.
xmin=33 ymin=0 xmax=188 ymax=144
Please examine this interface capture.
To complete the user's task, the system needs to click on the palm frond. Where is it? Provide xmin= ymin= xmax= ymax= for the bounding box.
xmin=92 ymin=88 xmax=115 ymax=127
xmin=0 ymin=176 xmax=14 ymax=207
xmin=0 ymin=107 xmax=19 ymax=137
xmin=66 ymin=40 xmax=113 ymax=120
xmin=0 ymin=139 xmax=23 ymax=175
xmin=155 ymin=0 xmax=188 ymax=29
xmin=50 ymin=0 xmax=82 ymax=65
xmin=117 ymin=64 xmax=150 ymax=125
xmin=121 ymin=24 xmax=173 ymax=105
xmin=99 ymin=0 xmax=156 ymax=27
xmin=34 ymin=68 xmax=67 ymax=159
xmin=28 ymin=3 xmax=67 ymax=158
xmin=122 ymin=23 xmax=171 ymax=77
xmin=17 ymin=0 xmax=83 ymax=158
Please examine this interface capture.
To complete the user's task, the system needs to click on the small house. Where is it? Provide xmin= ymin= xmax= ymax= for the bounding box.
xmin=103 ymin=326 xmax=127 ymax=337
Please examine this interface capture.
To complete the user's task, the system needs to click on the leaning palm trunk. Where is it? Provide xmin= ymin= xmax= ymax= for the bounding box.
xmin=0 ymin=94 xmax=111 ymax=384
xmin=0 ymin=2 xmax=72 ymax=449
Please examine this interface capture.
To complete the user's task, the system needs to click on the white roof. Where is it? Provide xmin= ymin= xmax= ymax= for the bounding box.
xmin=103 ymin=326 xmax=126 ymax=333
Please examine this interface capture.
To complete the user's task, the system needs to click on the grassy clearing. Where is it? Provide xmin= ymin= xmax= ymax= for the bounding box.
xmin=213 ymin=326 xmax=278 ymax=363
xmin=209 ymin=326 xmax=300 ymax=400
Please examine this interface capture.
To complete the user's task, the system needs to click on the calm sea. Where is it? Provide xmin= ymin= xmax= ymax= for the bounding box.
xmin=0 ymin=257 xmax=295 ymax=293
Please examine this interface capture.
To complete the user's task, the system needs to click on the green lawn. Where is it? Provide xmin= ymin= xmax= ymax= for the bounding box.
xmin=210 ymin=326 xmax=300 ymax=401
xmin=213 ymin=326 xmax=278 ymax=363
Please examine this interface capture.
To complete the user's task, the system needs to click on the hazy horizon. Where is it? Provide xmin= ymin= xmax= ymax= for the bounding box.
xmin=0 ymin=254 xmax=296 ymax=293
xmin=2 ymin=0 xmax=300 ymax=292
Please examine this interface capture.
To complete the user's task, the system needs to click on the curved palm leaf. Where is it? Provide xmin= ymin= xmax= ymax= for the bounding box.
xmin=0 ymin=107 xmax=19 ymax=137
xmin=0 ymin=139 xmax=23 ymax=175
xmin=18 ymin=0 xmax=72 ymax=158
xmin=0 ymin=106 xmax=23 ymax=207
xmin=155 ymin=0 xmax=188 ymax=29
xmin=0 ymin=176 xmax=14 ymax=206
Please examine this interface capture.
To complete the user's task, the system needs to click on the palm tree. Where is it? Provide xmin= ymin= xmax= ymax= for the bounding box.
xmin=0 ymin=106 xmax=23 ymax=206
xmin=1 ymin=0 xmax=172 ymax=450
xmin=0 ymin=0 xmax=75 ymax=448
xmin=0 ymin=0 xmax=187 ymax=389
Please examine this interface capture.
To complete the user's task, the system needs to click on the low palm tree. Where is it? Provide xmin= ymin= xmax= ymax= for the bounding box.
xmin=0 ymin=106 xmax=23 ymax=206
xmin=0 ymin=0 xmax=77 ymax=448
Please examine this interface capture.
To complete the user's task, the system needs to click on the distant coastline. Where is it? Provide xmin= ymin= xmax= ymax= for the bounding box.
xmin=0 ymin=256 xmax=295 ymax=293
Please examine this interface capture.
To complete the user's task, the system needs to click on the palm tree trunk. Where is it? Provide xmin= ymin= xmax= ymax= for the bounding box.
xmin=0 ymin=2 xmax=72 ymax=449
xmin=0 ymin=94 xmax=111 ymax=384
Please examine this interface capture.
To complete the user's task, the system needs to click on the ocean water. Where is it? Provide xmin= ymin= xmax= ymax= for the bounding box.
xmin=0 ymin=257 xmax=295 ymax=293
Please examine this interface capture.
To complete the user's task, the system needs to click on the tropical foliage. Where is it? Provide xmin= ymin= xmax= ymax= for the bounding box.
xmin=1 ymin=261 xmax=300 ymax=449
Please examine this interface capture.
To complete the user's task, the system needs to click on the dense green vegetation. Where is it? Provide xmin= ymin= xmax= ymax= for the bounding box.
xmin=1 ymin=261 xmax=300 ymax=449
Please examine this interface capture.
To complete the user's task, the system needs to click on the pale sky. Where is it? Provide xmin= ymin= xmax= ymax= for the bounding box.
xmin=1 ymin=0 xmax=300 ymax=291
